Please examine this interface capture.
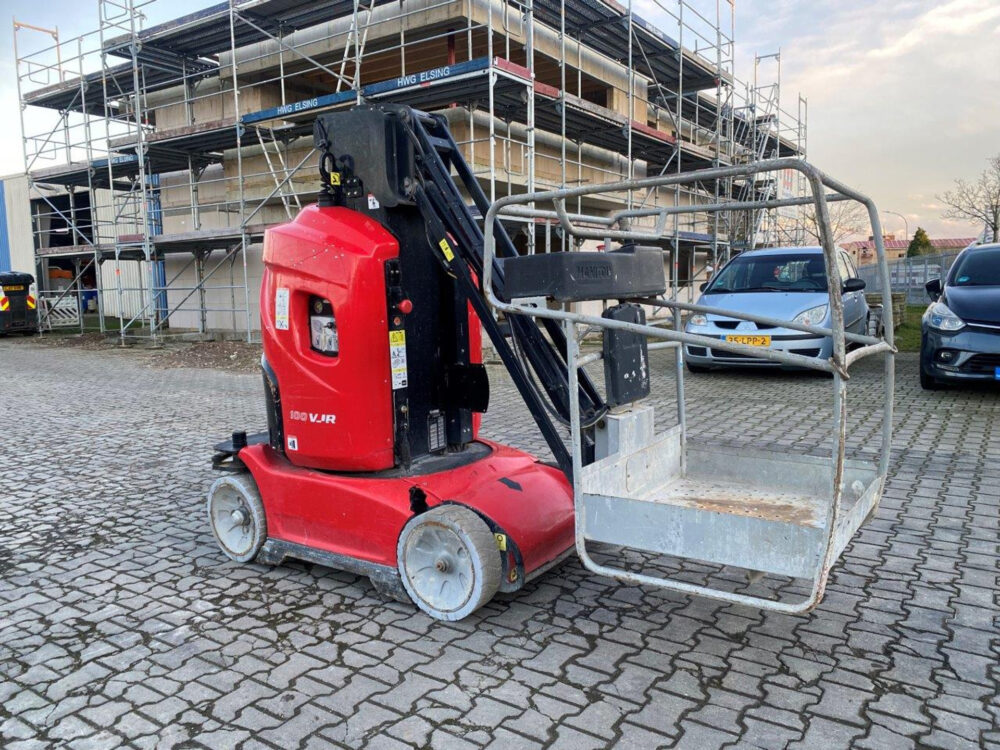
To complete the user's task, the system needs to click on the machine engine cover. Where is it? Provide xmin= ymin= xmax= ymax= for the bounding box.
xmin=261 ymin=205 xmax=400 ymax=472
xmin=260 ymin=202 xmax=486 ymax=472
xmin=502 ymin=244 xmax=665 ymax=302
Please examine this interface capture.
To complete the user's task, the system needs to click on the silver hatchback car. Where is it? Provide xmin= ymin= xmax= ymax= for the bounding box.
xmin=683 ymin=246 xmax=869 ymax=371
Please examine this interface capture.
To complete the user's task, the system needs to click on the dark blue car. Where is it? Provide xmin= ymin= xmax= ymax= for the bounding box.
xmin=920 ymin=243 xmax=1000 ymax=389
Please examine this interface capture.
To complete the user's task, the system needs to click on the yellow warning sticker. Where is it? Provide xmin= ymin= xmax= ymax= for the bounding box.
xmin=438 ymin=238 xmax=455 ymax=262
xmin=329 ymin=172 xmax=342 ymax=186
xmin=389 ymin=329 xmax=408 ymax=390
xmin=494 ymin=533 xmax=507 ymax=552
xmin=275 ymin=287 xmax=290 ymax=331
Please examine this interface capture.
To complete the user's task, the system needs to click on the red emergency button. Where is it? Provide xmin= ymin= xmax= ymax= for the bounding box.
xmin=397 ymin=299 xmax=413 ymax=314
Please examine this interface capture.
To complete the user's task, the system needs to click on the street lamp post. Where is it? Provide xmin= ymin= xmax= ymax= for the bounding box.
xmin=884 ymin=210 xmax=909 ymax=242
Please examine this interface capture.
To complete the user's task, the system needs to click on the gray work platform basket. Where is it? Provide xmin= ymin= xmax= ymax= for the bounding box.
xmin=482 ymin=157 xmax=896 ymax=613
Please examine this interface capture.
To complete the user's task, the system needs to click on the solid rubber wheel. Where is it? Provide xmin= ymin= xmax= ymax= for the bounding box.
xmin=397 ymin=505 xmax=502 ymax=621
xmin=207 ymin=474 xmax=267 ymax=563
xmin=919 ymin=366 xmax=941 ymax=391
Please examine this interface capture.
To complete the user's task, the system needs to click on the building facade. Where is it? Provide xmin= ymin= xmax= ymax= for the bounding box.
xmin=14 ymin=0 xmax=806 ymax=339
xmin=843 ymin=236 xmax=977 ymax=267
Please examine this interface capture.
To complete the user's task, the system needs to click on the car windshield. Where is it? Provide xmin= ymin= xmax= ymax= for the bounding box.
xmin=948 ymin=248 xmax=1000 ymax=287
xmin=706 ymin=253 xmax=827 ymax=293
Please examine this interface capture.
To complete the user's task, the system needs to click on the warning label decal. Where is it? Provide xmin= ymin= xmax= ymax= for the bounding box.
xmin=438 ymin=238 xmax=455 ymax=262
xmin=275 ymin=288 xmax=290 ymax=330
xmin=389 ymin=329 xmax=408 ymax=390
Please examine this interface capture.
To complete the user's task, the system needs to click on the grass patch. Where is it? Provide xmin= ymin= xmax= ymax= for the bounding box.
xmin=893 ymin=305 xmax=927 ymax=353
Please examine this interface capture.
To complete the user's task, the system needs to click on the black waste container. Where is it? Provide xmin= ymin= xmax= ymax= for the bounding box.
xmin=0 ymin=272 xmax=38 ymax=335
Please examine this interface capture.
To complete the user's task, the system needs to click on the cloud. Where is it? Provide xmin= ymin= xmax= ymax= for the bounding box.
xmin=868 ymin=0 xmax=1000 ymax=60
xmin=3 ymin=0 xmax=997 ymax=239
xmin=740 ymin=0 xmax=1000 ymax=238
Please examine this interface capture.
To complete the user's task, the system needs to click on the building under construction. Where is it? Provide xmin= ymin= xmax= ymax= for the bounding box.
xmin=12 ymin=0 xmax=807 ymax=340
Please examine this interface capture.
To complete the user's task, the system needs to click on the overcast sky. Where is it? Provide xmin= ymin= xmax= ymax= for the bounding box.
xmin=2 ymin=0 xmax=998 ymax=240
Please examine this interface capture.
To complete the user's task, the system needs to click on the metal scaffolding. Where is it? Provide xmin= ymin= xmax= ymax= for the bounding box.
xmin=14 ymin=0 xmax=808 ymax=341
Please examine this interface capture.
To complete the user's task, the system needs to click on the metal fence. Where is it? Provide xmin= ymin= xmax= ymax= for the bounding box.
xmin=38 ymin=293 xmax=81 ymax=329
xmin=858 ymin=252 xmax=961 ymax=304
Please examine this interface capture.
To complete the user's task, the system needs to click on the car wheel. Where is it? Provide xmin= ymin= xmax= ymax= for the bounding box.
xmin=686 ymin=362 xmax=710 ymax=374
xmin=919 ymin=366 xmax=940 ymax=391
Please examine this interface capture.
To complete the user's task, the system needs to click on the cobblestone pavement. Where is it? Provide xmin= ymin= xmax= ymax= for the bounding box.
xmin=1 ymin=338 xmax=997 ymax=749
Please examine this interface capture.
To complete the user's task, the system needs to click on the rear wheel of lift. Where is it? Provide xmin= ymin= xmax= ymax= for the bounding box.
xmin=207 ymin=474 xmax=267 ymax=563
xmin=397 ymin=505 xmax=502 ymax=621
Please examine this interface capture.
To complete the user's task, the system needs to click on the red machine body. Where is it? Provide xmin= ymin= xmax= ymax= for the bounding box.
xmin=241 ymin=200 xmax=574 ymax=591
xmin=261 ymin=204 xmax=484 ymax=471
xmin=239 ymin=439 xmax=573 ymax=578
xmin=261 ymin=205 xmax=398 ymax=471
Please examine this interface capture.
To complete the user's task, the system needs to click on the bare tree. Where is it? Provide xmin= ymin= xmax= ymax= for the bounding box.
xmin=804 ymin=200 xmax=868 ymax=244
xmin=770 ymin=200 xmax=868 ymax=246
xmin=938 ymin=154 xmax=1000 ymax=242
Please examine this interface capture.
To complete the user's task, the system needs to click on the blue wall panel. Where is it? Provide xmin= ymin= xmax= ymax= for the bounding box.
xmin=0 ymin=180 xmax=10 ymax=272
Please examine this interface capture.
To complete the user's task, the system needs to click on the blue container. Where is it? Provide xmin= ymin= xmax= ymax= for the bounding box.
xmin=81 ymin=290 xmax=98 ymax=312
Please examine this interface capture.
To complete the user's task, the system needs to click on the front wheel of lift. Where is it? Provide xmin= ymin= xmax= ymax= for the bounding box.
xmin=397 ymin=505 xmax=502 ymax=621
xmin=207 ymin=474 xmax=267 ymax=563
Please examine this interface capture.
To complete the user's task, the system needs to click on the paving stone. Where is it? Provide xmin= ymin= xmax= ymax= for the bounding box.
xmin=0 ymin=343 xmax=996 ymax=749
xmin=629 ymin=691 xmax=696 ymax=737
xmin=856 ymin=724 xmax=919 ymax=750
xmin=789 ymin=716 xmax=866 ymax=749
xmin=483 ymin=727 xmax=545 ymax=750
xmin=362 ymin=735 xmax=412 ymax=750
xmin=673 ymin=720 xmax=740 ymax=749
xmin=808 ymin=681 xmax=872 ymax=726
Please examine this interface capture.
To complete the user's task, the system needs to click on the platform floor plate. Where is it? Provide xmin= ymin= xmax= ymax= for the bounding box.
xmin=637 ymin=476 xmax=826 ymax=529
xmin=580 ymin=434 xmax=881 ymax=580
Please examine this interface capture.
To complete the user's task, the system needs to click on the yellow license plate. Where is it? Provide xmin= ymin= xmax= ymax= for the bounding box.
xmin=726 ymin=334 xmax=771 ymax=347
xmin=2 ymin=285 xmax=25 ymax=292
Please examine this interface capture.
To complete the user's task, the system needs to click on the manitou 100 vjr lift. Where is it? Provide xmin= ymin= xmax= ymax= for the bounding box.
xmin=208 ymin=104 xmax=895 ymax=620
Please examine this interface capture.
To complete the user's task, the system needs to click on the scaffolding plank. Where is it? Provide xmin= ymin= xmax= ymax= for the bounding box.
xmin=530 ymin=0 xmax=722 ymax=93
xmin=36 ymin=56 xmax=721 ymax=191
xmin=114 ymin=119 xmax=241 ymax=155
xmin=240 ymin=56 xmax=717 ymax=175
xmin=105 ymin=0 xmax=356 ymax=62
xmin=663 ymin=92 xmax=801 ymax=159
xmin=243 ymin=57 xmax=528 ymax=125
xmin=369 ymin=59 xmax=531 ymax=113
xmin=146 ymin=225 xmax=269 ymax=254
xmin=242 ymin=91 xmax=357 ymax=125
xmin=531 ymin=80 xmax=723 ymax=172
xmin=30 ymin=155 xmax=142 ymax=189
xmin=22 ymin=60 xmax=215 ymax=114
xmin=97 ymin=226 xmax=265 ymax=260
xmin=36 ymin=244 xmax=108 ymax=259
